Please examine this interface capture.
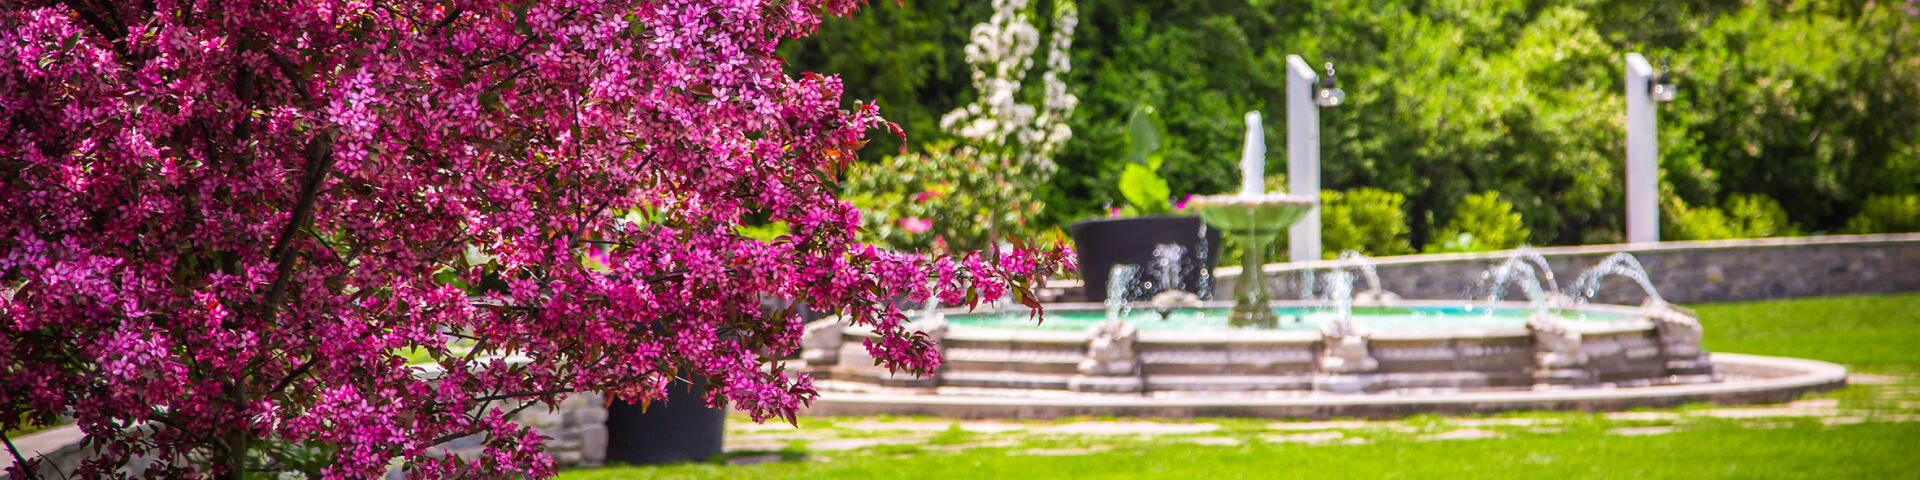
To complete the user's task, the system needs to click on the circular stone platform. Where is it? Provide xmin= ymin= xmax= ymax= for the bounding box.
xmin=801 ymin=353 xmax=1845 ymax=419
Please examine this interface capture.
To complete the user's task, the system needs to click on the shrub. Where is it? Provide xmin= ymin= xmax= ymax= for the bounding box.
xmin=1844 ymin=194 xmax=1920 ymax=234
xmin=1427 ymin=192 xmax=1530 ymax=252
xmin=1666 ymin=193 xmax=1802 ymax=240
xmin=845 ymin=143 xmax=1046 ymax=252
xmin=1322 ymin=188 xmax=1415 ymax=259
xmin=1725 ymin=194 xmax=1802 ymax=237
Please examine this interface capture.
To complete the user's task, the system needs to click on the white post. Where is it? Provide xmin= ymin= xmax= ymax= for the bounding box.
xmin=1625 ymin=53 xmax=1659 ymax=244
xmin=1285 ymin=55 xmax=1321 ymax=263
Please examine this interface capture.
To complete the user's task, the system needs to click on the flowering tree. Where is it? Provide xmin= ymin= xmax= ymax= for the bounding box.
xmin=0 ymin=1 xmax=1069 ymax=479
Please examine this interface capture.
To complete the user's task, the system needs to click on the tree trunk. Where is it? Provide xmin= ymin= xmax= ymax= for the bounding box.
xmin=215 ymin=380 xmax=249 ymax=480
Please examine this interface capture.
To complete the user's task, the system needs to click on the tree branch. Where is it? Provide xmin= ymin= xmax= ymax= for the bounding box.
xmin=1 ymin=431 xmax=34 ymax=479
xmin=259 ymin=132 xmax=337 ymax=323
xmin=60 ymin=0 xmax=133 ymax=63
xmin=262 ymin=49 xmax=314 ymax=104
xmin=267 ymin=356 xmax=319 ymax=397
xmin=470 ymin=388 xmax=574 ymax=405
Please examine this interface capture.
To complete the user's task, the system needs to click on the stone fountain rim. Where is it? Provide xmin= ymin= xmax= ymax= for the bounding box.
xmin=800 ymin=352 xmax=1845 ymax=419
xmin=849 ymin=300 xmax=1659 ymax=343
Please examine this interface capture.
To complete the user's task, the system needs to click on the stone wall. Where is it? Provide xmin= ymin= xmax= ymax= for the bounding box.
xmin=0 ymin=425 xmax=154 ymax=479
xmin=1211 ymin=234 xmax=1920 ymax=304
xmin=390 ymin=392 xmax=608 ymax=478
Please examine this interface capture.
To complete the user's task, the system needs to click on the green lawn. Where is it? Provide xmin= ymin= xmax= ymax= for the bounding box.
xmin=1696 ymin=293 xmax=1920 ymax=369
xmin=565 ymin=422 xmax=1920 ymax=479
xmin=561 ymin=293 xmax=1920 ymax=480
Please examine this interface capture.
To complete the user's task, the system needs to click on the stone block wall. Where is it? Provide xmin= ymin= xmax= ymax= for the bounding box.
xmin=1211 ymin=234 xmax=1920 ymax=304
xmin=405 ymin=392 xmax=608 ymax=477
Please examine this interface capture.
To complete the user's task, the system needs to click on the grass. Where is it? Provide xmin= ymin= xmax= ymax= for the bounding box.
xmin=560 ymin=293 xmax=1920 ymax=480
xmin=1694 ymin=293 xmax=1920 ymax=368
xmin=564 ymin=422 xmax=1920 ymax=479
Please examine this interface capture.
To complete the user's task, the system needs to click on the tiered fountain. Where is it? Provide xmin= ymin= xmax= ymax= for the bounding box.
xmin=1186 ymin=112 xmax=1317 ymax=328
xmin=794 ymin=112 xmax=1846 ymax=419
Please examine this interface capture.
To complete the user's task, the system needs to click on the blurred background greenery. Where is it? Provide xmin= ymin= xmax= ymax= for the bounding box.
xmin=782 ymin=0 xmax=1920 ymax=259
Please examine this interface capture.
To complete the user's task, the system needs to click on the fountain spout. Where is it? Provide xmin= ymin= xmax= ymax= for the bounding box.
xmin=1570 ymin=253 xmax=1664 ymax=305
xmin=1241 ymin=111 xmax=1265 ymax=196
xmin=1106 ymin=264 xmax=1138 ymax=320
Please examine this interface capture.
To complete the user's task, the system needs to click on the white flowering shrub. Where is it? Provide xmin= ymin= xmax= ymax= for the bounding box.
xmin=854 ymin=0 xmax=1077 ymax=252
xmin=941 ymin=0 xmax=1078 ymax=172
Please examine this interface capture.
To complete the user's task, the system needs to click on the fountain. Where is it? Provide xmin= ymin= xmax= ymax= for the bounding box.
xmin=1187 ymin=112 xmax=1318 ymax=327
xmin=793 ymin=111 xmax=1843 ymax=419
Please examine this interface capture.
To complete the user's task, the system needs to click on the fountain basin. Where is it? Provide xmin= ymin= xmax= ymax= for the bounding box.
xmin=1187 ymin=194 xmax=1316 ymax=235
xmin=1186 ymin=193 xmax=1318 ymax=327
xmin=803 ymin=300 xmax=1716 ymax=395
xmin=800 ymin=353 xmax=1843 ymax=420
xmin=945 ymin=305 xmax=1628 ymax=331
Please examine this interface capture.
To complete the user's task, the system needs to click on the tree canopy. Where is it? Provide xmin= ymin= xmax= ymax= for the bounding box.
xmin=0 ymin=1 xmax=1066 ymax=478
xmin=782 ymin=0 xmax=1920 ymax=245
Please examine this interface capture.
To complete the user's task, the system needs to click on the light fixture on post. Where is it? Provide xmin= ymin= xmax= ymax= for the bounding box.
xmin=1651 ymin=59 xmax=1677 ymax=102
xmin=1315 ymin=62 xmax=1345 ymax=107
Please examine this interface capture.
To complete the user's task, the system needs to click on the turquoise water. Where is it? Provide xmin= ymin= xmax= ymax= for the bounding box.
xmin=944 ymin=306 xmax=1628 ymax=331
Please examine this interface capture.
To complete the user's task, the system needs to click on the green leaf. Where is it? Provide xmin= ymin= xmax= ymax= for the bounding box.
xmin=1124 ymin=106 xmax=1167 ymax=170
xmin=1118 ymin=163 xmax=1171 ymax=214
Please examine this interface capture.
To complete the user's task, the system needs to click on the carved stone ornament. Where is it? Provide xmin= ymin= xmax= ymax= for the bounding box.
xmin=1078 ymin=319 xmax=1139 ymax=376
xmin=1319 ymin=319 xmax=1379 ymax=373
xmin=799 ymin=318 xmax=845 ymax=365
xmin=1527 ymin=311 xmax=1588 ymax=369
xmin=1642 ymin=298 xmax=1704 ymax=359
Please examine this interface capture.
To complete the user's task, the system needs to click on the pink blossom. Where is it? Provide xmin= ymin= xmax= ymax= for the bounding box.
xmin=900 ymin=217 xmax=933 ymax=234
xmin=0 ymin=2 xmax=1072 ymax=479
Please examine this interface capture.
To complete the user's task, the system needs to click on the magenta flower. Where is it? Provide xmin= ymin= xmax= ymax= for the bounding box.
xmin=900 ymin=217 xmax=934 ymax=233
xmin=0 ymin=1 xmax=1073 ymax=479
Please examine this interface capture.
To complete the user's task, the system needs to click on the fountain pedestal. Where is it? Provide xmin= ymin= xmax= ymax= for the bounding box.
xmin=1189 ymin=194 xmax=1316 ymax=328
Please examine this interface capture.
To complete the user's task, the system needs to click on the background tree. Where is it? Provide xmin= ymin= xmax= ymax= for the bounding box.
xmin=785 ymin=0 xmax=1920 ymax=245
xmin=0 ymin=1 xmax=1068 ymax=479
xmin=841 ymin=0 xmax=1078 ymax=252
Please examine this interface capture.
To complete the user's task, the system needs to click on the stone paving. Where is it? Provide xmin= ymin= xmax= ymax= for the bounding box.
xmin=718 ymin=383 xmax=1920 ymax=463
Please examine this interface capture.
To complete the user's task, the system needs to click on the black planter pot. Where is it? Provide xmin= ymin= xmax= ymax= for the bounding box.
xmin=604 ymin=379 xmax=725 ymax=465
xmin=1069 ymin=215 xmax=1222 ymax=302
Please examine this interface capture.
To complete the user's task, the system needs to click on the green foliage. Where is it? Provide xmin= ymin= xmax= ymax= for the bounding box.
xmin=1725 ymin=194 xmax=1801 ymax=238
xmin=1117 ymin=106 xmax=1173 ymax=213
xmin=1427 ymin=192 xmax=1530 ymax=252
xmin=1665 ymin=193 xmax=1801 ymax=241
xmin=1319 ymin=188 xmax=1413 ymax=259
xmin=1117 ymin=164 xmax=1171 ymax=214
xmin=1844 ymin=194 xmax=1920 ymax=234
xmin=776 ymin=0 xmax=992 ymax=163
xmin=786 ymin=1 xmax=1920 ymax=246
xmin=736 ymin=221 xmax=791 ymax=243
xmin=1125 ymin=106 xmax=1168 ymax=168
xmin=1424 ymin=233 xmax=1500 ymax=255
xmin=844 ymin=143 xmax=1045 ymax=252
